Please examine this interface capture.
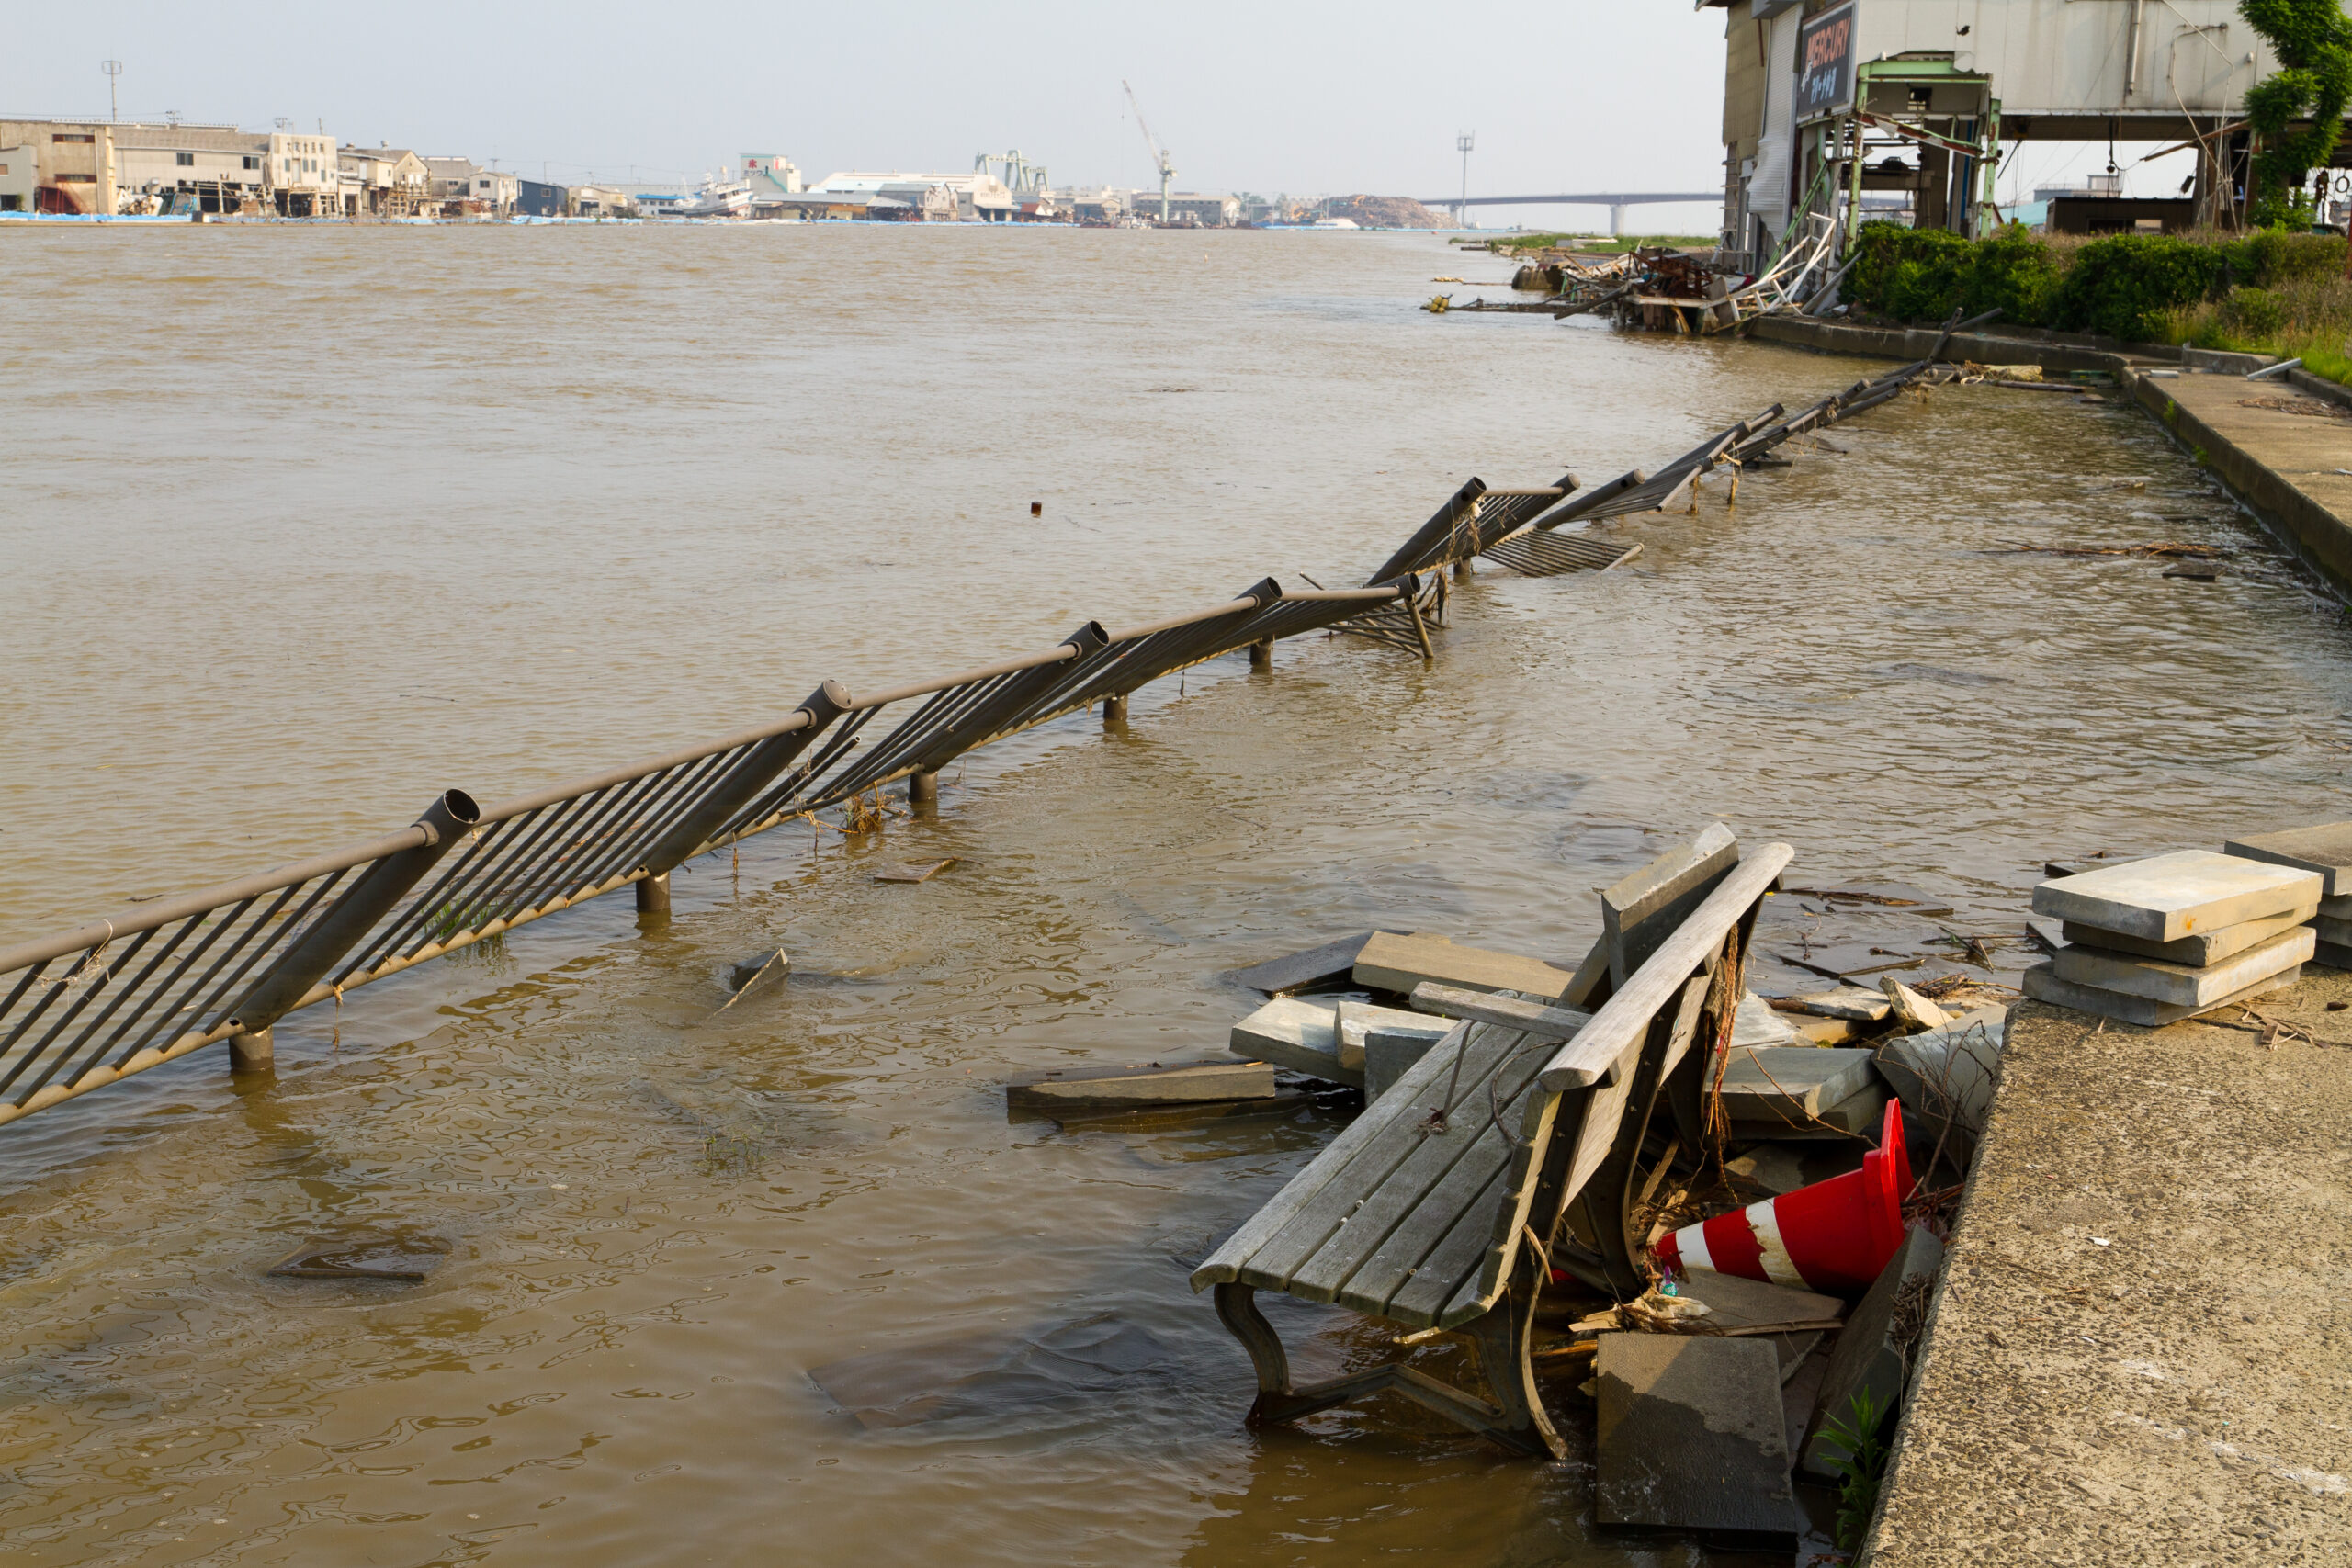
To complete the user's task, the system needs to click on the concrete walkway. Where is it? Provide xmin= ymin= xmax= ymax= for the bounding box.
xmin=2132 ymin=369 xmax=2352 ymax=595
xmin=1868 ymin=977 xmax=2352 ymax=1564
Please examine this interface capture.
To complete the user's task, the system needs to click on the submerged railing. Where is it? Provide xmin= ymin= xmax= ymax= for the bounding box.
xmin=0 ymin=358 xmax=1943 ymax=1132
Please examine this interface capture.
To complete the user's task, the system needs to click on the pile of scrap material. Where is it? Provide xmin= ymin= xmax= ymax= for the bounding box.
xmin=1214 ymin=837 xmax=1982 ymax=1551
xmin=2026 ymin=820 xmax=2352 ymax=1025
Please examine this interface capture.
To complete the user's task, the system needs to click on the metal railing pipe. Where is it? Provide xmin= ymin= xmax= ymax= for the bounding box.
xmin=222 ymin=789 xmax=482 ymax=1037
xmin=638 ymin=682 xmax=850 ymax=876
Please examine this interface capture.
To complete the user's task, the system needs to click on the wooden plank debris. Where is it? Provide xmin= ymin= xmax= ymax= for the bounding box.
xmin=874 ymin=858 xmax=957 ymax=883
xmin=1602 ymin=822 xmax=1740 ymax=987
xmin=1719 ymin=1046 xmax=1879 ymax=1118
xmin=717 ymin=949 xmax=791 ymax=1012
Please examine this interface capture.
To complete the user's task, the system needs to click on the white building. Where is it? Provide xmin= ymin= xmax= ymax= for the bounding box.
xmin=1711 ymin=0 xmax=2276 ymax=259
xmin=805 ymin=169 xmax=1018 ymax=221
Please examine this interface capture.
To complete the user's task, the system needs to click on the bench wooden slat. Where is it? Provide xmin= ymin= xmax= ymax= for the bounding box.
xmin=1566 ymin=973 xmax=1711 ymax=1197
xmin=1537 ymin=845 xmax=1792 ymax=1092
xmin=1390 ymin=1153 xmax=1533 ymax=1323
xmin=1296 ymin=1032 xmax=1558 ymax=1311
xmin=1226 ymin=1021 xmax=1532 ymax=1294
xmin=1188 ymin=1020 xmax=1472 ymax=1293
xmin=1408 ymin=984 xmax=1594 ymax=1049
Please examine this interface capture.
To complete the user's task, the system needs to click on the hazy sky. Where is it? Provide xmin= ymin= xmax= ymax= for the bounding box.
xmin=9 ymin=3 xmax=2195 ymax=226
xmin=10 ymin=1 xmax=1735 ymax=221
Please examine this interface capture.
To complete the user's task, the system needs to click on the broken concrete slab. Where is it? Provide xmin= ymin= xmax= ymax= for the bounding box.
xmin=1800 ymin=1224 xmax=1944 ymax=1479
xmin=2051 ymin=923 xmax=2314 ymax=1008
xmin=1351 ymin=931 xmax=1572 ymax=1001
xmin=1005 ymin=1060 xmax=1278 ymax=1112
xmin=1333 ymin=999 xmax=1442 ymax=1075
xmin=1719 ymin=1047 xmax=1880 ymax=1118
xmin=2021 ymin=960 xmax=2301 ymax=1026
xmin=2062 ymin=901 xmax=2315 ymax=965
xmin=1789 ymin=1015 xmax=1860 ymax=1046
xmin=1596 ymin=1333 xmax=1800 ymax=1538
xmin=2031 ymin=850 xmax=2321 ymax=942
xmin=1665 ymin=1269 xmax=1848 ymax=1376
xmin=1601 ymin=822 xmax=1739 ymax=987
xmin=1228 ymin=996 xmax=1358 ymax=1087
xmin=1732 ymin=991 xmax=1802 ymax=1048
xmin=1874 ymin=1006 xmax=2006 ymax=1144
xmin=1880 ymin=976 xmax=1951 ymax=1032
xmin=1221 ymin=931 xmax=1392 ymax=997
xmin=2223 ymin=819 xmax=2352 ymax=897
xmin=1775 ymin=987 xmax=1892 ymax=1021
xmin=268 ymin=1233 xmax=450 ymax=1282
xmin=1728 ymin=1079 xmax=1890 ymax=1140
xmin=1365 ymin=1020 xmax=1456 ymax=1102
xmin=717 ymin=949 xmax=791 ymax=1012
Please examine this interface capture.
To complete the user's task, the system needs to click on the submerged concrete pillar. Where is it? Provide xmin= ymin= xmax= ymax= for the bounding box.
xmin=636 ymin=871 xmax=672 ymax=914
xmin=229 ymin=1027 xmax=274 ymax=1074
xmin=1453 ymin=558 xmax=1474 ymax=582
xmin=1249 ymin=638 xmax=1273 ymax=671
xmin=909 ymin=770 xmax=940 ymax=807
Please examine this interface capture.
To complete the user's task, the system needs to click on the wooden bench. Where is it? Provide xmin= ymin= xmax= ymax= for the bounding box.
xmin=1190 ymin=839 xmax=1793 ymax=1457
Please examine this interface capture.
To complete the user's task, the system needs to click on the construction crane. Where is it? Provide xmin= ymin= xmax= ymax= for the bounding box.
xmin=1122 ymin=79 xmax=1174 ymax=223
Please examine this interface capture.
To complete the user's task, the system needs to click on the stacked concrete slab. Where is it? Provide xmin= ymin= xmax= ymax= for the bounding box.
xmin=2224 ymin=818 xmax=2352 ymax=970
xmin=2024 ymin=850 xmax=2319 ymax=1025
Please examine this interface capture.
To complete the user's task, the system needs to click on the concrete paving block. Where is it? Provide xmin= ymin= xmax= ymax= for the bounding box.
xmin=1006 ymin=1060 xmax=1278 ymax=1111
xmin=1351 ymin=931 xmax=1571 ymax=1001
xmin=716 ymin=949 xmax=791 ymax=1012
xmin=1601 ymin=822 xmax=1739 ymax=987
xmin=1720 ymin=1047 xmax=1879 ymax=1117
xmin=1727 ymin=1079 xmax=1890 ymax=1140
xmin=2320 ymin=893 xmax=2352 ymax=920
xmin=2314 ymin=914 xmax=2352 ymax=948
xmin=2223 ymin=819 xmax=2352 ymax=897
xmin=1778 ymin=986 xmax=1892 ymax=1021
xmin=1334 ymin=999 xmax=1443 ymax=1076
xmin=1596 ymin=1334 xmax=1799 ymax=1537
xmin=2020 ymin=961 xmax=2301 ymax=1026
xmin=1801 ymin=1224 xmax=1944 ymax=1479
xmin=2060 ymin=902 xmax=2314 ymax=966
xmin=2314 ymin=938 xmax=2352 ymax=971
xmin=1364 ymin=1021 xmax=1455 ymax=1102
xmin=1229 ymin=997 xmax=1359 ymax=1087
xmin=1790 ymin=1015 xmax=1860 ymax=1046
xmin=2052 ymin=924 xmax=2313 ymax=1007
xmin=1732 ymin=991 xmax=1802 ymax=1048
xmin=2031 ymin=850 xmax=2321 ymax=942
xmin=1222 ymin=931 xmax=1392 ymax=996
xmin=1880 ymin=976 xmax=1951 ymax=1032
xmin=1874 ymin=1006 xmax=2006 ymax=1142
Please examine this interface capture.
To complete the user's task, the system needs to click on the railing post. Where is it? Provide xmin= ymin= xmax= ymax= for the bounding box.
xmin=909 ymin=771 xmax=939 ymax=807
xmin=1249 ymin=638 xmax=1273 ymax=671
xmin=223 ymin=789 xmax=481 ymax=1049
xmin=230 ymin=1028 xmax=274 ymax=1074
xmin=1103 ymin=693 xmax=1128 ymax=727
xmin=637 ymin=682 xmax=851 ymax=881
xmin=636 ymin=873 xmax=671 ymax=914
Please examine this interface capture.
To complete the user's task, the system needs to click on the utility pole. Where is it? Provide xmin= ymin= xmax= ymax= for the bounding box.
xmin=1456 ymin=131 xmax=1475 ymax=228
xmin=102 ymin=61 xmax=121 ymax=122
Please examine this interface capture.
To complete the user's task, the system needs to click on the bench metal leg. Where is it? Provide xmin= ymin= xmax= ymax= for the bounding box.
xmin=1211 ymin=1281 xmax=1561 ymax=1458
xmin=1461 ymin=1274 xmax=1566 ymax=1460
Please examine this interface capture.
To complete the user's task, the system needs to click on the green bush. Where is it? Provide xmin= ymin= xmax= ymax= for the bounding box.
xmin=2219 ymin=228 xmax=2348 ymax=286
xmin=2051 ymin=235 xmax=2224 ymax=341
xmin=1962 ymin=223 xmax=2063 ymax=325
xmin=1848 ymin=221 xmax=1973 ymax=320
xmin=2223 ymin=285 xmax=2290 ymax=337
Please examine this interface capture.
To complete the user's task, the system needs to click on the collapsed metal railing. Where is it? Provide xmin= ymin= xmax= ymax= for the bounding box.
xmin=0 ymin=363 xmax=1952 ymax=1132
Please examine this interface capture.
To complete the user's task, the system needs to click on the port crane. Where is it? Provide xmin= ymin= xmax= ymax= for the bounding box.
xmin=1122 ymin=79 xmax=1174 ymax=223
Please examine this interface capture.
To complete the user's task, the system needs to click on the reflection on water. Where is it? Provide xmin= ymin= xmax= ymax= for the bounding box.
xmin=3 ymin=226 xmax=2350 ymax=1565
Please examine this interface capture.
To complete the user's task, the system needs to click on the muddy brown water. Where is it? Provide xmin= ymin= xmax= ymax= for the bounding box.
xmin=3 ymin=225 xmax=2350 ymax=1566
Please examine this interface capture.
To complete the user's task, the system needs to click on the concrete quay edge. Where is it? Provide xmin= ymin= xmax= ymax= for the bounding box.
xmin=1861 ymin=979 xmax=2352 ymax=1566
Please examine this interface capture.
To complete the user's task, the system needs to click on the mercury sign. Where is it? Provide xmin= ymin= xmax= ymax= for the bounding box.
xmin=1795 ymin=5 xmax=1857 ymax=119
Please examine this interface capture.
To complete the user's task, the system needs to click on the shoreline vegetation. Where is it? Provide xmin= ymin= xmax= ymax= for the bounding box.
xmin=1843 ymin=221 xmax=2352 ymax=386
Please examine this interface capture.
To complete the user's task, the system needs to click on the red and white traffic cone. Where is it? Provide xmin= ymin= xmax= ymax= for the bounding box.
xmin=1654 ymin=1099 xmax=1913 ymax=1294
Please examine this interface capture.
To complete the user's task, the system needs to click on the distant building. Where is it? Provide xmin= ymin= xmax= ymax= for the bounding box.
xmin=339 ymin=146 xmax=430 ymax=216
xmin=1148 ymin=192 xmax=1240 ymax=226
xmin=741 ymin=152 xmax=802 ymax=195
xmin=804 ymin=170 xmax=1017 ymax=221
xmin=1059 ymin=187 xmax=1132 ymax=224
xmin=423 ymin=157 xmax=514 ymax=217
xmin=516 ymin=177 xmax=565 ymax=217
xmin=568 ymin=184 xmax=634 ymax=218
xmin=758 ymin=183 xmax=956 ymax=221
